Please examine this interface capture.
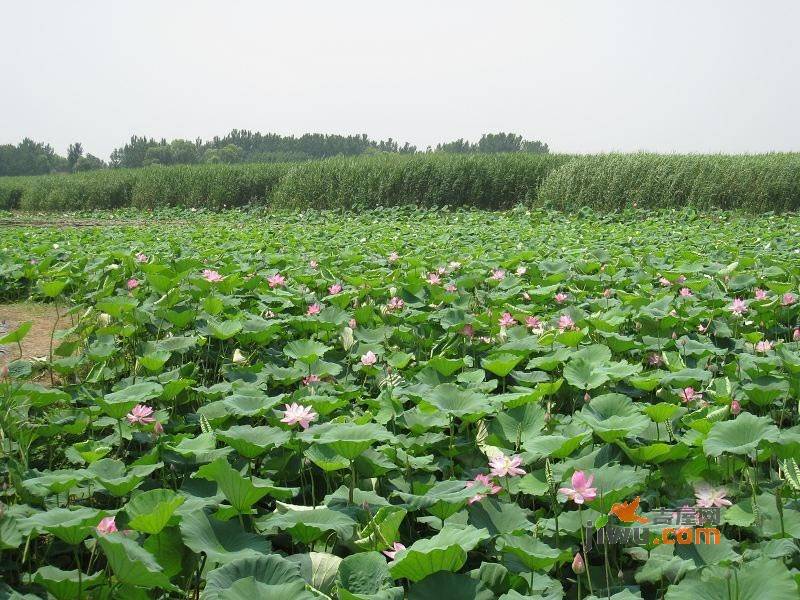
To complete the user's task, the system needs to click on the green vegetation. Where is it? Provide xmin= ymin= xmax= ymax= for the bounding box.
xmin=538 ymin=153 xmax=800 ymax=212
xmin=0 ymin=207 xmax=799 ymax=598
xmin=2 ymin=152 xmax=799 ymax=212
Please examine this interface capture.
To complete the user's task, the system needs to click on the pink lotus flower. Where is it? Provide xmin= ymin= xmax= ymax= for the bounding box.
xmin=558 ymin=470 xmax=597 ymax=504
xmin=754 ymin=288 xmax=768 ymax=300
xmin=448 ymin=261 xmax=462 ymax=270
xmin=361 ymin=351 xmax=378 ymax=366
xmin=499 ymin=312 xmax=516 ymax=328
xmin=126 ymin=404 xmax=156 ymax=425
xmin=388 ymin=252 xmax=399 ymax=263
xmin=126 ymin=278 xmax=139 ymax=290
xmin=348 ymin=319 xmax=357 ymax=329
xmin=558 ymin=314 xmax=575 ymax=330
xmin=382 ymin=542 xmax=406 ymax=560
xmin=680 ymin=387 xmax=702 ymax=404
xmin=309 ymin=260 xmax=318 ymax=269
xmin=554 ymin=292 xmax=568 ymax=303
xmin=445 ymin=283 xmax=457 ymax=292
xmin=794 ymin=328 xmax=800 ymax=342
xmin=679 ymin=287 xmax=693 ymax=297
xmin=697 ymin=321 xmax=710 ymax=333
xmin=490 ymin=269 xmax=505 ymax=281
xmin=461 ymin=324 xmax=475 ymax=337
xmin=603 ymin=288 xmax=613 ymax=298
xmin=515 ymin=266 xmax=527 ymax=276
xmin=96 ymin=516 xmax=118 ymax=535
xmin=268 ymin=273 xmax=286 ymax=288
xmin=387 ymin=296 xmax=405 ymax=311
xmin=427 ymin=272 xmax=441 ymax=285
xmin=135 ymin=253 xmax=148 ymax=263
xmin=307 ymin=303 xmax=322 ymax=316
xmin=525 ymin=316 xmax=541 ymax=330
xmin=202 ymin=269 xmax=224 ymax=283
xmin=489 ymin=453 xmax=526 ymax=478
xmin=782 ymin=292 xmax=796 ymax=306
xmin=729 ymin=298 xmax=747 ymax=315
xmin=730 ymin=400 xmax=741 ymax=415
xmin=571 ymin=552 xmax=586 ymax=574
xmin=659 ymin=277 xmax=672 ymax=287
xmin=694 ymin=482 xmax=732 ymax=508
xmin=647 ymin=353 xmax=664 ymax=366
xmin=280 ymin=403 xmax=318 ymax=429
xmin=466 ymin=473 xmax=502 ymax=504
xmin=677 ymin=275 xmax=686 ymax=283
xmin=328 ymin=283 xmax=342 ymax=295
xmin=303 ymin=374 xmax=321 ymax=386
xmin=437 ymin=266 xmax=446 ymax=275
xmin=30 ymin=259 xmax=38 ymax=265
xmin=755 ymin=340 xmax=773 ymax=353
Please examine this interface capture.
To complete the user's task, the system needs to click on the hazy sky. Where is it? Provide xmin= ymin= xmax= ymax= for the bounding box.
xmin=2 ymin=1 xmax=799 ymax=159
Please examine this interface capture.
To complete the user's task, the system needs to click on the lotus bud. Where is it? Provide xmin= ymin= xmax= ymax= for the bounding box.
xmin=571 ymin=552 xmax=585 ymax=574
xmin=153 ymin=421 xmax=164 ymax=435
xmin=793 ymin=328 xmax=800 ymax=342
xmin=583 ymin=392 xmax=591 ymax=403
xmin=0 ymin=365 xmax=7 ymax=379
xmin=730 ymin=400 xmax=741 ymax=415
xmin=232 ymin=349 xmax=246 ymax=364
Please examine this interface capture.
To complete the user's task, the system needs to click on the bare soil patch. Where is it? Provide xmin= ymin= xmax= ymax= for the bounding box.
xmin=0 ymin=303 xmax=71 ymax=366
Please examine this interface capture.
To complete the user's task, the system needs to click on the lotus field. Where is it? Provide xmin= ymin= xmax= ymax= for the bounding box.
xmin=1 ymin=207 xmax=800 ymax=599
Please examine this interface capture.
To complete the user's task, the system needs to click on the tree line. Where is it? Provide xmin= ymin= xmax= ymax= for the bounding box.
xmin=0 ymin=131 xmax=549 ymax=176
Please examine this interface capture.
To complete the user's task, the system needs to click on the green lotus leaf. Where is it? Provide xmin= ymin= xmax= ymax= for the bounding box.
xmin=393 ymin=479 xmax=487 ymax=521
xmin=337 ymin=551 xmax=404 ymax=600
xmin=125 ymin=488 xmax=185 ymax=534
xmin=99 ymin=382 xmax=163 ymax=419
xmin=388 ymin=525 xmax=489 ymax=581
xmin=87 ymin=458 xmax=162 ymax=496
xmin=576 ymin=393 xmax=650 ymax=441
xmin=256 ymin=507 xmax=357 ymax=544
xmin=33 ymin=566 xmax=104 ymax=600
xmin=495 ymin=534 xmax=565 ymax=571
xmin=488 ymin=402 xmax=547 ymax=450
xmin=201 ymin=554 xmax=314 ymax=600
xmin=217 ymin=425 xmax=291 ymax=459
xmin=423 ymin=384 xmax=491 ymax=420
xmin=703 ymin=412 xmax=780 ymax=456
xmin=466 ymin=497 xmax=533 ymax=536
xmin=2 ymin=322 xmax=32 ymax=347
xmin=288 ymin=551 xmax=341 ymax=595
xmin=97 ymin=532 xmax=178 ymax=591
xmin=409 ymin=572 xmax=494 ymax=600
xmin=284 ymin=339 xmax=331 ymax=363
xmin=427 ymin=356 xmax=467 ymax=376
xmin=482 ymin=353 xmax=524 ymax=377
xmin=663 ymin=558 xmax=795 ymax=600
xmin=195 ymin=457 xmax=297 ymax=513
xmin=179 ymin=509 xmax=271 ymax=564
xmin=303 ymin=422 xmax=393 ymax=460
xmin=206 ymin=318 xmax=242 ymax=340
xmin=21 ymin=507 xmax=104 ymax=545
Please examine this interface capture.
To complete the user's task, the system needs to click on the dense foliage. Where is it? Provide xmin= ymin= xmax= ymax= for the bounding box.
xmin=538 ymin=153 xmax=800 ymax=213
xmin=0 ymin=207 xmax=799 ymax=599
xmin=2 ymin=153 xmax=799 ymax=212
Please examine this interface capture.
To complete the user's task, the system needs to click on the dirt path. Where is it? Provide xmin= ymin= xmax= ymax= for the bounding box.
xmin=0 ymin=303 xmax=71 ymax=366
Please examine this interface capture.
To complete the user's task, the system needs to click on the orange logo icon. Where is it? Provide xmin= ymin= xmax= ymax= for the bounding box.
xmin=609 ymin=496 xmax=649 ymax=524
